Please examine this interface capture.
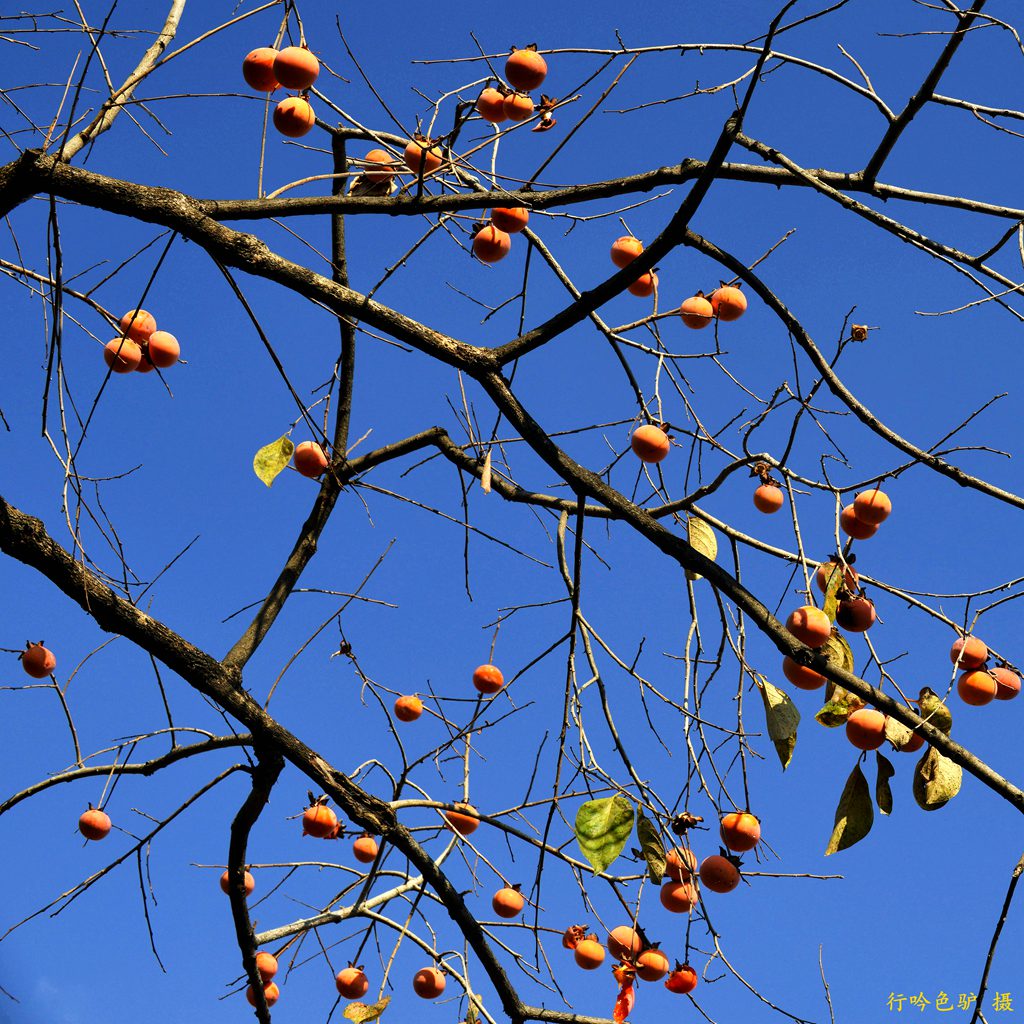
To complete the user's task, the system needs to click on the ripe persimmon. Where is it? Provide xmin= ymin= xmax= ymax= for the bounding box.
xmin=476 ymin=87 xmax=508 ymax=123
xmin=444 ymin=802 xmax=480 ymax=836
xmin=363 ymin=149 xmax=395 ymax=183
xmin=146 ymin=331 xmax=180 ymax=369
xmin=900 ymin=730 xmax=925 ymax=753
xmin=21 ymin=642 xmax=56 ymax=678
xmin=255 ymin=952 xmax=278 ymax=983
xmin=815 ymin=560 xmax=859 ymax=595
xmin=958 ymin=670 xmax=997 ymax=706
xmin=293 ymin=441 xmax=329 ymax=478
xmin=573 ymin=937 xmax=606 ymax=970
xmin=242 ymin=48 xmax=279 ymax=91
xmin=492 ymin=886 xmax=525 ymax=918
xmin=607 ymin=925 xmax=642 ymax=961
xmin=845 ymin=708 xmax=887 ymax=750
xmin=219 ymin=869 xmax=255 ymax=895
xmin=836 ymin=596 xmax=876 ymax=633
xmin=679 ymin=294 xmax=714 ymax=329
xmin=336 ymin=967 xmax=369 ymax=999
xmin=665 ymin=846 xmax=697 ymax=882
xmin=840 ymin=505 xmax=877 ymax=540
xmin=853 ymin=488 xmax=891 ymax=525
xmin=118 ymin=308 xmax=157 ymax=342
xmin=352 ymin=835 xmax=378 ymax=863
xmin=659 ymin=880 xmax=698 ymax=913
xmin=720 ymin=811 xmax=761 ymax=852
xmin=491 ymin=207 xmax=529 ymax=234
xmin=246 ymin=982 xmax=280 ymax=1008
xmin=412 ymin=966 xmax=446 ymax=999
xmin=753 ymin=484 xmax=784 ymax=514
xmin=505 ymin=47 xmax=547 ymax=91
xmin=665 ymin=964 xmax=698 ymax=994
xmin=636 ymin=948 xmax=670 ymax=982
xmin=628 ymin=271 xmax=657 ymax=298
xmin=473 ymin=225 xmax=512 ymax=264
xmin=394 ymin=695 xmax=423 ymax=722
xmin=104 ymin=338 xmax=142 ymax=373
xmin=610 ymin=236 xmax=643 ymax=268
xmin=709 ymin=285 xmax=747 ymax=321
xmin=273 ymin=96 xmax=315 ymax=137
xmin=302 ymin=802 xmax=339 ymax=838
xmin=630 ymin=424 xmax=670 ymax=464
xmin=785 ymin=605 xmax=832 ymax=648
xmin=273 ymin=46 xmax=319 ymax=90
xmin=472 ymin=663 xmax=505 ymax=694
xmin=950 ymin=636 xmax=987 ymax=670
xmin=502 ymin=92 xmax=534 ymax=122
xmin=782 ymin=656 xmax=826 ymax=691
xmin=991 ymin=666 xmax=1021 ymax=701
xmin=403 ymin=138 xmax=443 ymax=175
xmin=79 ymin=807 xmax=112 ymax=841
xmin=698 ymin=854 xmax=740 ymax=893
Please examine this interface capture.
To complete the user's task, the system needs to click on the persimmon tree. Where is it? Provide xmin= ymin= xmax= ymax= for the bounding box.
xmin=3 ymin=1 xmax=1024 ymax=1021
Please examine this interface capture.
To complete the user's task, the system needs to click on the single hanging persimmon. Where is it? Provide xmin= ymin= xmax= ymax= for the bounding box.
xmin=573 ymin=936 xmax=606 ymax=970
xmin=950 ymin=635 xmax=987 ymax=669
xmin=146 ymin=330 xmax=180 ymax=369
xmin=255 ymin=952 xmax=278 ymax=983
xmin=352 ymin=834 xmax=378 ymax=863
xmin=363 ymin=149 xmax=396 ymax=183
xmin=610 ymin=236 xmax=643 ymax=268
xmin=836 ymin=594 xmax=876 ymax=632
xmin=628 ymin=271 xmax=657 ymax=298
xmin=698 ymin=853 xmax=741 ymax=893
xmin=293 ymin=441 xmax=329 ymax=478
xmin=79 ymin=807 xmax=112 ymax=841
xmin=403 ymin=137 xmax=443 ymax=175
xmin=246 ymin=982 xmax=280 ymax=1008
xmin=957 ymin=670 xmax=997 ymax=706
xmin=502 ymin=92 xmax=534 ymax=122
xmin=679 ymin=293 xmax=714 ymax=329
xmin=273 ymin=96 xmax=315 ymax=137
xmin=636 ymin=948 xmax=670 ymax=982
xmin=302 ymin=801 xmax=339 ymax=838
xmin=630 ymin=424 xmax=670 ymax=463
xmin=720 ymin=811 xmax=761 ymax=852
xmin=492 ymin=885 xmax=525 ymax=918
xmin=21 ymin=642 xmax=56 ymax=678
xmin=219 ymin=869 xmax=255 ymax=895
xmin=845 ymin=708 xmax=887 ymax=750
xmin=118 ymin=308 xmax=157 ymax=342
xmin=472 ymin=225 xmax=512 ymax=263
xmin=491 ymin=207 xmax=529 ymax=233
xmin=273 ymin=46 xmax=319 ymax=90
xmin=607 ymin=926 xmax=642 ymax=961
xmin=665 ymin=846 xmax=697 ymax=882
xmin=505 ymin=46 xmax=548 ymax=92
xmin=853 ymin=487 xmax=891 ymax=525
xmin=782 ymin=655 xmax=826 ymax=691
xmin=991 ymin=666 xmax=1021 ymax=701
xmin=753 ymin=483 xmax=784 ymax=513
xmin=476 ymin=87 xmax=508 ymax=123
xmin=785 ymin=605 xmax=832 ymax=648
xmin=472 ymin=663 xmax=505 ymax=694
xmin=393 ymin=694 xmax=423 ymax=721
xmin=659 ymin=880 xmax=699 ymax=913
xmin=665 ymin=964 xmax=699 ymax=994
xmin=444 ymin=802 xmax=480 ymax=836
xmin=336 ymin=966 xmax=369 ymax=999
xmin=104 ymin=338 xmax=142 ymax=373
xmin=242 ymin=48 xmax=279 ymax=91
xmin=412 ymin=966 xmax=446 ymax=999
xmin=710 ymin=284 xmax=747 ymax=321
xmin=840 ymin=504 xmax=877 ymax=540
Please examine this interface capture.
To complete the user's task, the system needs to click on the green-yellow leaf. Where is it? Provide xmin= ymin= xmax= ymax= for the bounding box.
xmin=875 ymin=752 xmax=895 ymax=815
xmin=821 ymin=633 xmax=855 ymax=675
xmin=825 ymin=763 xmax=873 ymax=854
xmin=253 ymin=434 xmax=294 ymax=487
xmin=575 ymin=796 xmax=634 ymax=875
xmin=344 ymin=996 xmax=390 ymax=1022
xmin=755 ymin=674 xmax=800 ymax=770
xmin=636 ymin=811 xmax=666 ymax=884
xmin=916 ymin=687 xmax=953 ymax=736
xmin=685 ymin=517 xmax=717 ymax=581
xmin=821 ymin=563 xmax=844 ymax=623
xmin=913 ymin=746 xmax=962 ymax=811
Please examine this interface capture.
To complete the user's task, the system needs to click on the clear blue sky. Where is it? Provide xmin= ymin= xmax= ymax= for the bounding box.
xmin=2 ymin=2 xmax=1023 ymax=1022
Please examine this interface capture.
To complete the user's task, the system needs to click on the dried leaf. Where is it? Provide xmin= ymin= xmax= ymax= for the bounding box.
xmin=821 ymin=562 xmax=844 ymax=623
xmin=344 ymin=996 xmax=390 ymax=1022
xmin=883 ymin=717 xmax=913 ymax=750
xmin=913 ymin=746 xmax=962 ymax=811
xmin=755 ymin=674 xmax=800 ymax=770
xmin=825 ymin=762 xmax=873 ymax=854
xmin=916 ymin=687 xmax=953 ymax=736
xmin=575 ymin=796 xmax=634 ymax=875
xmin=636 ymin=811 xmax=666 ymax=883
xmin=253 ymin=434 xmax=294 ymax=487
xmin=821 ymin=633 xmax=855 ymax=675
xmin=685 ymin=517 xmax=717 ymax=581
xmin=875 ymin=752 xmax=895 ymax=815
xmin=480 ymin=450 xmax=492 ymax=494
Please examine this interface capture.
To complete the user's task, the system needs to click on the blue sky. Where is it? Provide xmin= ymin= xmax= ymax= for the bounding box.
xmin=2 ymin=1 xmax=1024 ymax=1022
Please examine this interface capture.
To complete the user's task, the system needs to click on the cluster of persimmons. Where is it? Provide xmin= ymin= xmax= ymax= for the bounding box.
xmin=103 ymin=308 xmax=181 ymax=375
